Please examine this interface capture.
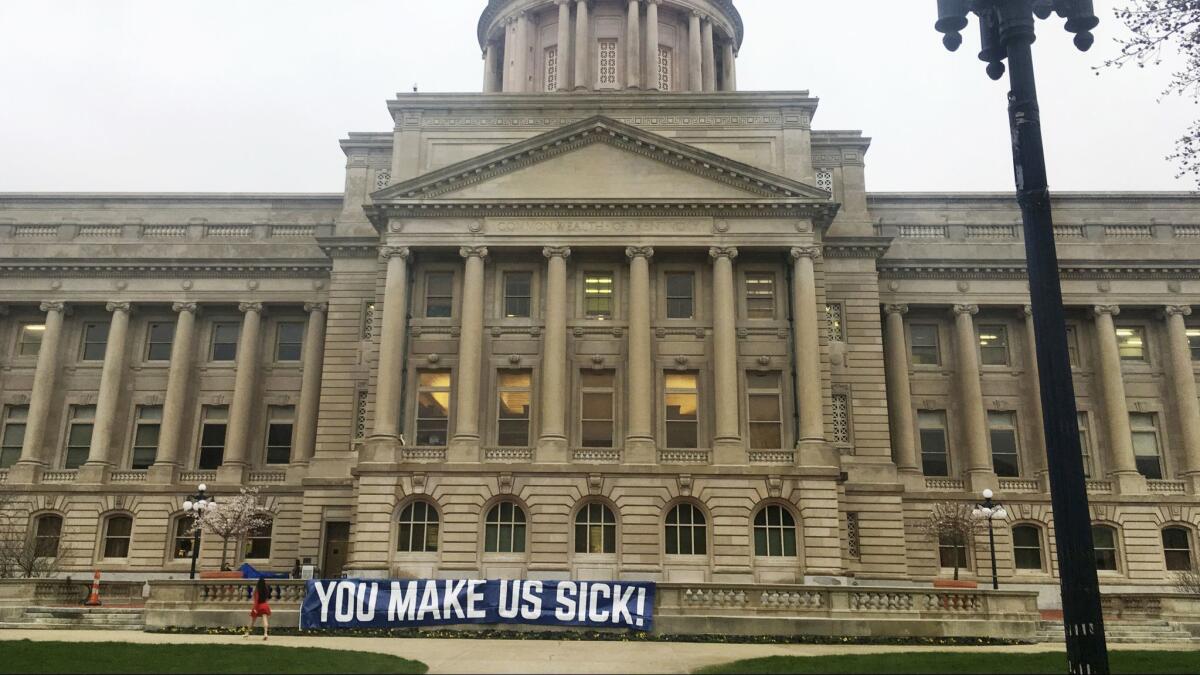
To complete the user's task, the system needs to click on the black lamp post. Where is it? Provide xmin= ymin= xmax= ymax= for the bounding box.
xmin=934 ymin=1 xmax=1109 ymax=672
xmin=182 ymin=484 xmax=213 ymax=581
xmin=972 ymin=489 xmax=1008 ymax=591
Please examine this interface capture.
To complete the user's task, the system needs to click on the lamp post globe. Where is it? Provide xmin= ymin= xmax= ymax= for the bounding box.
xmin=183 ymin=484 xmax=213 ymax=580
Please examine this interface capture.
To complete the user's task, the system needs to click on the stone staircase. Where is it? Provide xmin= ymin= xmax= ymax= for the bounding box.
xmin=0 ymin=606 xmax=145 ymax=631
xmin=1037 ymin=619 xmax=1199 ymax=644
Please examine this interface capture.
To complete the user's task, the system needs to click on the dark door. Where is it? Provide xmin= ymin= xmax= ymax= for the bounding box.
xmin=322 ymin=522 xmax=351 ymax=579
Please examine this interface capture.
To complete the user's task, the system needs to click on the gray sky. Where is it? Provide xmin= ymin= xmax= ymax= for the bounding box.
xmin=0 ymin=0 xmax=1193 ymax=193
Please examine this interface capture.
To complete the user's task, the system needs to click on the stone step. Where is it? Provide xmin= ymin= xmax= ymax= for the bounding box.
xmin=0 ymin=623 xmax=144 ymax=631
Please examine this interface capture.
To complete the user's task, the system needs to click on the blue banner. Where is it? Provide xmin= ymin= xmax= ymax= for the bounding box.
xmin=300 ymin=579 xmax=655 ymax=632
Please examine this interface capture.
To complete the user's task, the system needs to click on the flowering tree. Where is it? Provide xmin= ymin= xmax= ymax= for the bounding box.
xmin=920 ymin=501 xmax=983 ymax=582
xmin=0 ymin=488 xmax=71 ymax=579
xmin=192 ymin=487 xmax=274 ymax=569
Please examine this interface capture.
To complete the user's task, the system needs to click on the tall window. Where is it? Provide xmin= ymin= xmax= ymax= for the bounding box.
xmin=81 ymin=322 xmax=109 ymax=361
xmin=172 ymin=516 xmax=197 ymax=560
xmin=244 ymin=520 xmax=272 ymax=560
xmin=584 ymin=272 xmax=614 ymax=320
xmin=397 ymin=501 xmax=439 ymax=553
xmin=1116 ymin=326 xmax=1147 ymax=362
xmin=1130 ymin=412 xmax=1163 ymax=479
xmin=425 ymin=272 xmax=454 ymax=318
xmin=1065 ymin=325 xmax=1080 ymax=367
xmin=130 ymin=405 xmax=162 ymax=470
xmin=826 ymin=303 xmax=845 ymax=341
xmin=210 ymin=322 xmax=240 ymax=361
xmin=274 ymin=321 xmax=305 ymax=362
xmin=1163 ymin=527 xmax=1194 ymax=571
xmin=574 ymin=503 xmax=616 ymax=554
xmin=580 ymin=371 xmax=616 ymax=448
xmin=102 ymin=515 xmax=133 ymax=559
xmin=64 ymin=405 xmax=96 ymax=469
xmin=753 ymin=505 xmax=798 ymax=557
xmin=665 ymin=273 xmax=695 ymax=319
xmin=416 ymin=371 xmax=452 ymax=446
xmin=664 ymin=372 xmax=700 ymax=449
xmin=503 ymin=272 xmax=533 ymax=319
xmin=265 ymin=406 xmax=295 ymax=465
xmin=198 ymin=406 xmax=228 ymax=470
xmin=1188 ymin=327 xmax=1200 ymax=361
xmin=988 ymin=411 xmax=1021 ymax=478
xmin=938 ymin=532 xmax=969 ymax=569
xmin=146 ymin=322 xmax=175 ymax=361
xmin=497 ymin=370 xmax=532 ymax=447
xmin=544 ymin=45 xmax=558 ymax=91
xmin=910 ymin=324 xmax=940 ymax=365
xmin=0 ymin=405 xmax=28 ymax=469
xmin=1093 ymin=525 xmax=1118 ymax=571
xmin=484 ymin=502 xmax=526 ymax=554
xmin=747 ymin=372 xmax=783 ymax=450
xmin=657 ymin=46 xmax=673 ymax=91
xmin=665 ymin=503 xmax=706 ymax=555
xmin=978 ymin=324 xmax=1010 ymax=366
xmin=598 ymin=39 xmax=618 ymax=87
xmin=745 ymin=273 xmax=776 ymax=319
xmin=17 ymin=323 xmax=45 ymax=357
xmin=1077 ymin=412 xmax=1095 ymax=478
xmin=918 ymin=410 xmax=950 ymax=477
xmin=1012 ymin=525 xmax=1044 ymax=570
xmin=33 ymin=514 xmax=63 ymax=558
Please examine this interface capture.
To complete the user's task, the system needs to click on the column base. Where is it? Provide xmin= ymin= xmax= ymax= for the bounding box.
xmin=898 ymin=467 xmax=927 ymax=492
xmin=797 ymin=440 xmax=840 ymax=470
xmin=448 ymin=437 xmax=480 ymax=463
xmin=147 ymin=463 xmax=179 ymax=485
xmin=77 ymin=462 xmax=111 ymax=485
xmin=624 ymin=437 xmax=656 ymax=465
xmin=713 ymin=438 xmax=744 ymax=466
xmin=361 ymin=435 xmax=401 ymax=465
xmin=965 ymin=470 xmax=998 ymax=494
xmin=216 ymin=463 xmax=247 ymax=486
xmin=1109 ymin=471 xmax=1148 ymax=495
xmin=537 ymin=436 xmax=568 ymax=463
xmin=6 ymin=461 xmax=45 ymax=485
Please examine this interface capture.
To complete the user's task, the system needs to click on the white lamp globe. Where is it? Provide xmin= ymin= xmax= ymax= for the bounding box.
xmin=197 ymin=499 xmax=207 ymax=510
xmin=995 ymin=508 xmax=1008 ymax=520
xmin=982 ymin=489 xmax=994 ymax=500
xmin=183 ymin=500 xmax=193 ymax=512
xmin=197 ymin=483 xmax=207 ymax=493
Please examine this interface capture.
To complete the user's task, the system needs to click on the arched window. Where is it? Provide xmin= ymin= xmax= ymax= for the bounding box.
xmin=102 ymin=515 xmax=133 ymax=559
xmin=665 ymin=503 xmax=706 ymax=556
xmin=574 ymin=503 xmax=616 ymax=554
xmin=484 ymin=502 xmax=526 ymax=554
xmin=397 ymin=501 xmax=439 ymax=553
xmin=753 ymin=505 xmax=797 ymax=557
xmin=1092 ymin=525 xmax=1119 ymax=571
xmin=171 ymin=516 xmax=198 ymax=560
xmin=243 ymin=519 xmax=272 ymax=560
xmin=1163 ymin=527 xmax=1194 ymax=571
xmin=32 ymin=514 xmax=62 ymax=558
xmin=1012 ymin=525 xmax=1044 ymax=570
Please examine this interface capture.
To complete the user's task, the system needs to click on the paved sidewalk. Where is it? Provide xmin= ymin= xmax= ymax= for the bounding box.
xmin=0 ymin=629 xmax=1188 ymax=674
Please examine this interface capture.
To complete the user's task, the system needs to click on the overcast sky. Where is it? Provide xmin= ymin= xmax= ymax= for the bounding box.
xmin=0 ymin=0 xmax=1192 ymax=193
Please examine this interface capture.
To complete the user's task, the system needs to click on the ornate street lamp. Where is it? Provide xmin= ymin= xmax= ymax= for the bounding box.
xmin=934 ymin=1 xmax=1109 ymax=672
xmin=182 ymin=484 xmax=214 ymax=581
xmin=972 ymin=489 xmax=1008 ymax=591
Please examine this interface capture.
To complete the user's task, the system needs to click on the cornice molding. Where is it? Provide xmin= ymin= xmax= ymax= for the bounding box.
xmin=0 ymin=260 xmax=331 ymax=279
xmin=878 ymin=259 xmax=1200 ymax=281
xmin=822 ymin=236 xmax=893 ymax=259
xmin=369 ymin=201 xmax=837 ymax=223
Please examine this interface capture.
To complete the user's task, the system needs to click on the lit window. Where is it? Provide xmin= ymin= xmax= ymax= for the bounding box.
xmin=425 ymin=272 xmax=454 ymax=318
xmin=210 ymin=322 xmax=240 ymax=362
xmin=131 ymin=405 xmax=162 ymax=470
xmin=64 ymin=405 xmax=96 ymax=469
xmin=665 ymin=503 xmax=706 ymax=555
xmin=657 ymin=46 xmax=673 ymax=91
xmin=1116 ymin=326 xmax=1147 ymax=362
xmin=918 ymin=410 xmax=949 ymax=477
xmin=265 ymin=406 xmax=295 ymax=465
xmin=146 ymin=322 xmax=175 ymax=362
xmin=910 ymin=324 xmax=940 ymax=365
xmin=275 ymin=322 xmax=305 ymax=362
xmin=574 ymin=503 xmax=616 ymax=554
xmin=745 ymin=273 xmax=776 ymax=319
xmin=1077 ymin=412 xmax=1094 ymax=478
xmin=544 ymin=45 xmax=558 ymax=92
xmin=938 ymin=532 xmax=968 ymax=569
xmin=664 ymin=372 xmax=699 ymax=449
xmin=978 ymin=324 xmax=1010 ymax=366
xmin=81 ymin=322 xmax=109 ymax=361
xmin=584 ymin=272 xmax=614 ymax=320
xmin=172 ymin=516 xmax=197 ymax=560
xmin=503 ymin=272 xmax=533 ymax=319
xmin=33 ymin=514 xmax=62 ymax=558
xmin=496 ymin=370 xmax=532 ymax=447
xmin=1093 ymin=525 xmax=1118 ymax=571
xmin=1130 ymin=412 xmax=1163 ymax=479
xmin=244 ymin=520 xmax=272 ymax=560
xmin=1013 ymin=525 xmax=1043 ymax=570
xmin=753 ymin=505 xmax=797 ymax=557
xmin=580 ymin=371 xmax=615 ymax=448
xmin=484 ymin=502 xmax=526 ymax=554
xmin=598 ymin=39 xmax=618 ymax=87
xmin=1188 ymin=328 xmax=1200 ymax=361
xmin=826 ymin=303 xmax=844 ymax=341
xmin=102 ymin=515 xmax=133 ymax=559
xmin=198 ymin=406 xmax=228 ymax=470
xmin=18 ymin=323 xmax=45 ymax=357
xmin=665 ymin=273 xmax=695 ymax=320
xmin=416 ymin=371 xmax=451 ymax=446
xmin=0 ymin=405 xmax=29 ymax=469
xmin=988 ymin=411 xmax=1021 ymax=478
xmin=1164 ymin=527 xmax=1194 ymax=572
xmin=397 ymin=501 xmax=439 ymax=553
xmin=747 ymin=372 xmax=783 ymax=450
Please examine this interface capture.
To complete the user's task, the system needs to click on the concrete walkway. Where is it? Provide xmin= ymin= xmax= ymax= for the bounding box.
xmin=0 ymin=629 xmax=1190 ymax=674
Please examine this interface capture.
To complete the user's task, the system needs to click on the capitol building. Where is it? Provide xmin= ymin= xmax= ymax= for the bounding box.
xmin=2 ymin=0 xmax=1199 ymax=600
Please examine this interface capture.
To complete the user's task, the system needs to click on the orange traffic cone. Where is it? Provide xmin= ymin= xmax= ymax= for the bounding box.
xmin=84 ymin=569 xmax=102 ymax=607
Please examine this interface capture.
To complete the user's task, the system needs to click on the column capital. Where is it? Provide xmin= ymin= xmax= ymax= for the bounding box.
xmin=1093 ymin=305 xmax=1121 ymax=317
xmin=952 ymin=304 xmax=979 ymax=317
xmin=304 ymin=302 xmax=329 ymax=314
xmin=884 ymin=304 xmax=909 ymax=317
xmin=625 ymin=246 xmax=654 ymax=261
xmin=790 ymin=246 xmax=823 ymax=262
xmin=691 ymin=9 xmax=702 ymax=18
xmin=542 ymin=246 xmax=572 ymax=260
xmin=1164 ymin=305 xmax=1193 ymax=318
xmin=39 ymin=301 xmax=65 ymax=314
xmin=238 ymin=302 xmax=264 ymax=314
xmin=460 ymin=246 xmax=490 ymax=261
xmin=172 ymin=302 xmax=199 ymax=314
xmin=105 ymin=301 xmax=132 ymax=314
xmin=556 ymin=0 xmax=571 ymax=5
xmin=708 ymin=246 xmax=738 ymax=261
xmin=380 ymin=246 xmax=411 ymax=261
xmin=1023 ymin=304 xmax=1033 ymax=317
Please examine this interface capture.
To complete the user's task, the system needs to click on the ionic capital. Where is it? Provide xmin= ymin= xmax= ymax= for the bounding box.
xmin=40 ymin=301 xmax=65 ymax=314
xmin=543 ymin=246 xmax=572 ymax=260
xmin=691 ymin=9 xmax=702 ymax=18
xmin=884 ymin=304 xmax=909 ymax=317
xmin=304 ymin=302 xmax=329 ymax=314
xmin=952 ymin=304 xmax=979 ymax=317
xmin=625 ymin=246 xmax=654 ymax=261
xmin=172 ymin=302 xmax=199 ymax=315
xmin=460 ymin=246 xmax=489 ymax=261
xmin=1164 ymin=305 xmax=1193 ymax=319
xmin=105 ymin=302 xmax=132 ymax=314
xmin=708 ymin=246 xmax=738 ymax=261
xmin=1093 ymin=305 xmax=1121 ymax=318
xmin=238 ymin=302 xmax=264 ymax=314
xmin=790 ymin=246 xmax=823 ymax=262
xmin=379 ymin=246 xmax=411 ymax=262
xmin=1023 ymin=305 xmax=1033 ymax=318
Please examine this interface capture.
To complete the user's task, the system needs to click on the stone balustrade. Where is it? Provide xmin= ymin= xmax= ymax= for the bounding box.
xmin=0 ymin=222 xmax=327 ymax=242
xmin=880 ymin=221 xmax=1195 ymax=242
xmin=0 ymin=578 xmax=146 ymax=620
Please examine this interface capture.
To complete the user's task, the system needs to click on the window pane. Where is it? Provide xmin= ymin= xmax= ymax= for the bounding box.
xmin=749 ymin=394 xmax=781 ymax=423
xmin=1116 ymin=327 xmax=1146 ymax=361
xmin=147 ymin=322 xmax=175 ymax=361
xmin=82 ymin=323 xmax=110 ymax=361
xmin=666 ymin=421 xmax=698 ymax=449
xmin=665 ymin=274 xmax=694 ymax=319
xmin=504 ymin=272 xmax=532 ymax=319
xmin=665 ymin=394 xmax=697 ymax=421
xmin=1189 ymin=329 xmax=1200 ymax=361
xmin=212 ymin=323 xmax=239 ymax=361
xmin=747 ymin=372 xmax=780 ymax=390
xmin=584 ymin=273 xmax=614 ymax=320
xmin=910 ymin=325 xmax=940 ymax=365
xmin=275 ymin=322 xmax=304 ymax=362
xmin=18 ymin=324 xmax=45 ymax=356
xmin=978 ymin=325 xmax=1010 ymax=366
xmin=745 ymin=273 xmax=776 ymax=319
xmin=425 ymin=273 xmax=454 ymax=318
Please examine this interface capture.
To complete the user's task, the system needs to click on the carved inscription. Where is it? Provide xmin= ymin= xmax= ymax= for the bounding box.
xmin=487 ymin=218 xmax=712 ymax=235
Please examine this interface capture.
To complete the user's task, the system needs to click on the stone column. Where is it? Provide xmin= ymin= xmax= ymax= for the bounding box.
xmin=1165 ymin=305 xmax=1200 ymax=491
xmin=1093 ymin=305 xmax=1142 ymax=493
xmin=574 ymin=0 xmax=590 ymax=90
xmin=710 ymin=247 xmax=741 ymax=463
xmin=626 ymin=0 xmax=641 ymax=89
xmin=884 ymin=305 xmax=921 ymax=483
xmin=450 ymin=247 xmax=488 ymax=459
xmin=539 ymin=247 xmax=571 ymax=461
xmin=514 ymin=11 xmax=530 ymax=93
xmin=688 ymin=11 xmax=703 ymax=92
xmin=293 ymin=303 xmax=327 ymax=465
xmin=80 ymin=302 xmax=132 ymax=482
xmin=790 ymin=247 xmax=825 ymax=445
xmin=557 ymin=0 xmax=573 ymax=91
xmin=645 ymin=0 xmax=660 ymax=90
xmin=13 ymin=302 xmax=66 ymax=478
xmin=220 ymin=302 xmax=262 ymax=481
xmin=502 ymin=18 xmax=515 ymax=91
xmin=625 ymin=247 xmax=655 ymax=463
xmin=721 ymin=41 xmax=736 ymax=91
xmin=483 ymin=44 xmax=499 ymax=93
xmin=372 ymin=247 xmax=411 ymax=440
xmin=701 ymin=18 xmax=716 ymax=92
xmin=150 ymin=302 xmax=198 ymax=483
xmin=952 ymin=304 xmax=993 ymax=491
xmin=1022 ymin=306 xmax=1049 ymax=485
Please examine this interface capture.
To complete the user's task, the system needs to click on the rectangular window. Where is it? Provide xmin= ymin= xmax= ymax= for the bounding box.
xmin=1066 ymin=325 xmax=1080 ymax=367
xmin=198 ymin=406 xmax=228 ymax=470
xmin=584 ymin=272 xmax=614 ymax=320
xmin=665 ymin=273 xmax=695 ymax=320
xmin=598 ymin=38 xmax=618 ymax=87
xmin=265 ymin=405 xmax=295 ymax=465
xmin=1130 ymin=412 xmax=1163 ymax=479
xmin=1078 ymin=412 xmax=1094 ymax=478
xmin=580 ymin=370 xmax=616 ymax=448
xmin=745 ymin=273 xmax=776 ymax=319
xmin=146 ymin=322 xmax=175 ymax=362
xmin=416 ymin=371 xmax=451 ymax=446
xmin=17 ymin=323 xmax=45 ymax=357
xmin=747 ymin=372 xmax=783 ymax=450
xmin=665 ymin=372 xmax=700 ymax=449
xmin=910 ymin=324 xmax=940 ymax=365
xmin=210 ymin=322 xmax=240 ymax=362
xmin=918 ymin=410 xmax=949 ymax=477
xmin=1116 ymin=326 xmax=1147 ymax=362
xmin=826 ymin=303 xmax=845 ymax=341
xmin=497 ymin=370 xmax=532 ymax=447
xmin=503 ymin=272 xmax=533 ymax=319
xmin=0 ymin=405 xmax=29 ymax=469
xmin=544 ymin=45 xmax=558 ymax=91
xmin=1188 ymin=328 xmax=1200 ymax=361
xmin=172 ymin=517 xmax=197 ymax=560
xmin=102 ymin=517 xmax=133 ymax=559
xmin=978 ymin=324 xmax=1010 ymax=367
xmin=130 ymin=405 xmax=162 ymax=470
xmin=81 ymin=322 xmax=109 ymax=361
xmin=425 ymin=272 xmax=454 ymax=318
xmin=244 ymin=522 xmax=272 ymax=560
xmin=988 ymin=411 xmax=1021 ymax=477
xmin=274 ymin=321 xmax=305 ymax=362
xmin=657 ymin=46 xmax=673 ymax=91
xmin=832 ymin=392 xmax=851 ymax=445
xmin=64 ymin=405 xmax=96 ymax=469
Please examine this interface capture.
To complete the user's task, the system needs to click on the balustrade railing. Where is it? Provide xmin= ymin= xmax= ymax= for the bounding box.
xmin=179 ymin=471 xmax=216 ymax=484
xmin=41 ymin=470 xmax=77 ymax=483
xmin=483 ymin=447 xmax=535 ymax=462
xmin=925 ymin=478 xmax=964 ymax=491
xmin=659 ymin=449 xmax=711 ymax=465
xmin=1147 ymin=479 xmax=1187 ymax=495
xmin=572 ymin=448 xmax=621 ymax=463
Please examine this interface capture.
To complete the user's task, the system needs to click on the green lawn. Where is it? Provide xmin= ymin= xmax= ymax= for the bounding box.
xmin=696 ymin=651 xmax=1200 ymax=674
xmin=0 ymin=641 xmax=428 ymax=674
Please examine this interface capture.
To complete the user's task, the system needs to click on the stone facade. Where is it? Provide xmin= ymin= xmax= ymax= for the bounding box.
xmin=1 ymin=0 xmax=1198 ymax=603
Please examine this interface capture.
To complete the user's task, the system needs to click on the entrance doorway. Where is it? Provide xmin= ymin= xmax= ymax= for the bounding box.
xmin=322 ymin=522 xmax=350 ymax=579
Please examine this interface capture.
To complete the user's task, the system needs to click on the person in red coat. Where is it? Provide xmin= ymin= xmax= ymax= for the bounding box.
xmin=245 ymin=577 xmax=271 ymax=640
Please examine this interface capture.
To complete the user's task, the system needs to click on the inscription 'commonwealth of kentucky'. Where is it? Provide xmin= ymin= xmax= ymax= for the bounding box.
xmin=487 ymin=218 xmax=711 ymax=234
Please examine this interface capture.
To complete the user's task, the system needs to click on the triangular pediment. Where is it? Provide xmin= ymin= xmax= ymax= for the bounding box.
xmin=373 ymin=116 xmax=832 ymax=203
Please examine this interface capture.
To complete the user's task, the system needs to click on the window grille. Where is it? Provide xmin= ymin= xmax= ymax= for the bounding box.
xmin=374 ymin=170 xmax=391 ymax=191
xmin=846 ymin=512 xmax=861 ymax=560
xmin=544 ymin=46 xmax=558 ymax=92
xmin=657 ymin=47 xmax=673 ymax=90
xmin=362 ymin=303 xmax=376 ymax=341
xmin=599 ymin=39 xmax=618 ymax=86
xmin=354 ymin=389 xmax=368 ymax=440
xmin=832 ymin=393 xmax=850 ymax=445
xmin=816 ymin=169 xmax=834 ymax=194
xmin=826 ymin=303 xmax=844 ymax=341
